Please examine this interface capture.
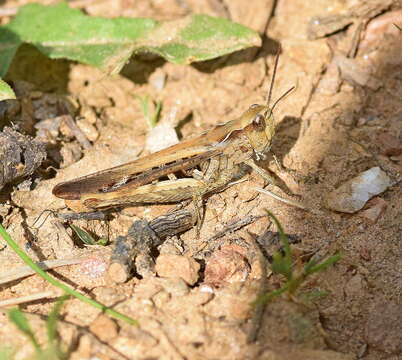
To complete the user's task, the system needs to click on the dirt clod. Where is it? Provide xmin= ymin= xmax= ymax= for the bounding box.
xmin=0 ymin=127 xmax=46 ymax=190
xmin=155 ymin=254 xmax=200 ymax=285
xmin=377 ymin=132 xmax=402 ymax=157
xmin=359 ymin=197 xmax=387 ymax=223
xmin=204 ymin=244 xmax=251 ymax=286
xmin=89 ymin=314 xmax=119 ymax=342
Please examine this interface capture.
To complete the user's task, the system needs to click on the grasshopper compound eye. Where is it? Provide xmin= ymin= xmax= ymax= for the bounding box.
xmin=250 ymin=103 xmax=260 ymax=109
xmin=252 ymin=113 xmax=265 ymax=131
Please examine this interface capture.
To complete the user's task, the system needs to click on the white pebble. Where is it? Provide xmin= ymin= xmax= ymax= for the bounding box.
xmin=326 ymin=167 xmax=392 ymax=213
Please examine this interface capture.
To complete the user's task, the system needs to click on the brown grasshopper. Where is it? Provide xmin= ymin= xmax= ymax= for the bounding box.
xmin=53 ymin=50 xmax=301 ymax=223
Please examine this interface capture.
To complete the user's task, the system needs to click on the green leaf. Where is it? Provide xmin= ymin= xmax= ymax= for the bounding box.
xmin=0 ymin=346 xmax=15 ymax=360
xmin=8 ymin=308 xmax=41 ymax=353
xmin=304 ymin=253 xmax=341 ymax=275
xmin=136 ymin=95 xmax=162 ymax=128
xmin=253 ymin=285 xmax=288 ymax=306
xmin=0 ymin=27 xmax=20 ymax=76
xmin=46 ymin=296 xmax=68 ymax=344
xmin=0 ymin=79 xmax=15 ymax=101
xmin=70 ymin=224 xmax=106 ymax=245
xmin=96 ymin=237 xmax=109 ymax=246
xmin=266 ymin=211 xmax=292 ymax=280
xmin=0 ymin=2 xmax=261 ymax=77
xmin=253 ymin=210 xmax=340 ymax=306
xmin=271 ymin=251 xmax=292 ymax=280
xmin=46 ymin=296 xmax=69 ymax=359
xmin=299 ymin=289 xmax=329 ymax=303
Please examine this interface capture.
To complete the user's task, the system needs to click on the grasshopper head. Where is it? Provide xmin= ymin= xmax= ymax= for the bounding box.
xmin=240 ymin=103 xmax=275 ymax=160
xmin=235 ymin=47 xmax=291 ymax=160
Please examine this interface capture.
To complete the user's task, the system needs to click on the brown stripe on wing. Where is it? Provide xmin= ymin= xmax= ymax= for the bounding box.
xmin=53 ymin=148 xmax=221 ymax=200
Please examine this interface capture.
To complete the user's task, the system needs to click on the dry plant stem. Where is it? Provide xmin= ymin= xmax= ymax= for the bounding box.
xmin=207 ymin=214 xmax=265 ymax=243
xmin=0 ymin=291 xmax=56 ymax=308
xmin=57 ymin=211 xmax=106 ymax=221
xmin=109 ymin=208 xmax=196 ymax=282
xmin=0 ymin=258 xmax=84 ymax=285
xmin=244 ymin=231 xmax=269 ymax=343
xmin=152 ymin=207 xmax=197 ymax=239
xmin=109 ymin=220 xmax=159 ymax=283
xmin=193 ymin=214 xmax=265 ymax=257
xmin=347 ymin=21 xmax=364 ymax=57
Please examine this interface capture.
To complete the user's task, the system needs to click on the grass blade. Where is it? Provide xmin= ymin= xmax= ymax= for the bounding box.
xmin=304 ymin=253 xmax=341 ymax=275
xmin=70 ymin=224 xmax=107 ymax=245
xmin=8 ymin=308 xmax=41 ymax=353
xmin=265 ymin=210 xmax=292 ymax=280
xmin=0 ymin=223 xmax=137 ymax=326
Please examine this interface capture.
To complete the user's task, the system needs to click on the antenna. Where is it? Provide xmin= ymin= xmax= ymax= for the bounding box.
xmin=264 ymin=45 xmax=295 ymax=118
xmin=271 ymin=86 xmax=295 ymax=113
xmin=266 ymin=44 xmax=281 ymax=108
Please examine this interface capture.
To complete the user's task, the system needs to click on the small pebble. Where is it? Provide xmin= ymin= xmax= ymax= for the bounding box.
xmin=89 ymin=314 xmax=119 ymax=342
xmin=80 ymin=105 xmax=97 ymax=124
xmin=204 ymin=245 xmax=250 ymax=287
xmin=199 ymin=284 xmax=214 ymax=294
xmin=158 ymin=277 xmax=189 ymax=296
xmin=359 ymin=197 xmax=387 ymax=223
xmin=326 ymin=167 xmax=392 ymax=213
xmin=35 ymin=117 xmax=62 ymax=140
xmin=80 ymin=256 xmax=107 ymax=278
xmin=145 ymin=122 xmax=178 ymax=153
xmin=77 ymin=118 xmax=99 ymax=142
xmin=155 ymin=254 xmax=200 ymax=285
xmin=149 ymin=69 xmax=166 ymax=91
xmin=377 ymin=133 xmax=402 ymax=156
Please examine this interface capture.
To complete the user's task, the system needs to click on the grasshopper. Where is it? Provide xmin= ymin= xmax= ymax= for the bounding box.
xmin=53 ymin=50 xmax=301 ymax=224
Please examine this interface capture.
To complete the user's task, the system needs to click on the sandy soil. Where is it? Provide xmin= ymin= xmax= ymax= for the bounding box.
xmin=0 ymin=0 xmax=401 ymax=359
